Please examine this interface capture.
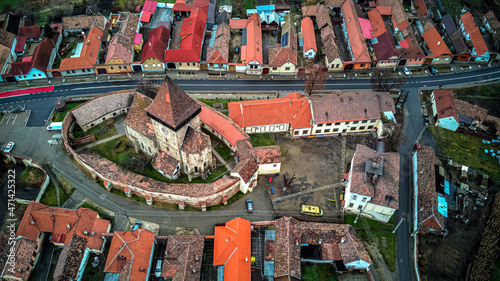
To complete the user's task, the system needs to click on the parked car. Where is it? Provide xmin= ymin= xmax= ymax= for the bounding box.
xmin=4 ymin=142 xmax=14 ymax=153
xmin=155 ymin=260 xmax=162 ymax=277
xmin=235 ymin=46 xmax=240 ymax=54
xmin=246 ymin=199 xmax=254 ymax=213
xmin=402 ymin=67 xmax=412 ymax=76
xmin=301 ymin=205 xmax=323 ymax=216
xmin=428 ymin=65 xmax=438 ymax=75
xmin=132 ymin=221 xmax=142 ymax=231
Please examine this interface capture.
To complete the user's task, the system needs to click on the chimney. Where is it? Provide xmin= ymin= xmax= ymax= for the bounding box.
xmin=372 ymin=174 xmax=378 ymax=183
xmin=30 ymin=221 xmax=36 ymax=225
xmin=289 ymin=100 xmax=292 ymax=106
xmin=67 ymin=224 xmax=71 ymax=229
xmin=341 ymin=238 xmax=345 ymax=243
xmin=84 ymin=231 xmax=88 ymax=235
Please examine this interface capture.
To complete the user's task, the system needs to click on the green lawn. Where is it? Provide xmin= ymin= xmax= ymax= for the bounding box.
xmin=429 ymin=125 xmax=500 ymax=181
xmin=345 ymin=214 xmax=397 ymax=271
xmin=454 ymin=82 xmax=500 ymax=98
xmin=51 ymin=102 xmax=83 ymax=122
xmin=301 ymin=263 xmax=338 ymax=281
xmin=215 ymin=142 xmax=232 ymax=161
xmin=250 ymin=133 xmax=275 ymax=147
xmin=40 ymin=182 xmax=71 ymax=207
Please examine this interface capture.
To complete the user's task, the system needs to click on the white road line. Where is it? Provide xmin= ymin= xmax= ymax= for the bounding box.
xmin=418 ymin=69 xmax=500 ymax=84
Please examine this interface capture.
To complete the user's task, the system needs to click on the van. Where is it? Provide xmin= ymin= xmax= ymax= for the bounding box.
xmin=301 ymin=205 xmax=323 ymax=216
xmin=155 ymin=259 xmax=162 ymax=277
xmin=47 ymin=122 xmax=63 ymax=131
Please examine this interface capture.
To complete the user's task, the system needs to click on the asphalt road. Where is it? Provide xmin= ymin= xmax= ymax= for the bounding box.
xmin=1 ymin=66 xmax=499 ymax=280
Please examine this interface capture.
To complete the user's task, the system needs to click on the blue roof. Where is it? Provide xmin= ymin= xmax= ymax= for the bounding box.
xmin=444 ymin=180 xmax=449 ymax=195
xmin=438 ymin=194 xmax=448 ymax=217
xmin=217 ymin=266 xmax=224 ymax=281
xmin=264 ymin=261 xmax=275 ymax=277
xmin=256 ymin=5 xmax=275 ymax=13
xmin=281 ymin=32 xmax=288 ymax=47
xmin=265 ymin=229 xmax=275 ymax=241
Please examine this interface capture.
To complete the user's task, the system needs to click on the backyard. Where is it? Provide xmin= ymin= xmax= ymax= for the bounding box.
xmin=345 ymin=214 xmax=397 ymax=272
xmin=250 ymin=133 xmax=275 ymax=147
xmin=301 ymin=263 xmax=338 ymax=281
xmin=429 ymin=125 xmax=500 ymax=181
xmin=51 ymin=102 xmax=83 ymax=122
xmin=73 ymin=119 xmax=118 ymax=141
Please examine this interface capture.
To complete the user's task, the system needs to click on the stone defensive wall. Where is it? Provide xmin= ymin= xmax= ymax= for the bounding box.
xmin=61 ymin=90 xmax=256 ymax=209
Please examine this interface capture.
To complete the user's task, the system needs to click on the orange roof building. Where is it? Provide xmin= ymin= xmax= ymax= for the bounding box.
xmin=59 ymin=26 xmax=103 ymax=74
xmin=242 ymin=13 xmax=263 ymax=67
xmin=431 ymin=89 xmax=460 ymax=131
xmin=301 ymin=17 xmax=317 ymax=59
xmin=16 ymin=202 xmax=111 ymax=250
xmin=104 ymin=228 xmax=155 ymax=281
xmin=367 ymin=8 xmax=388 ymax=38
xmin=422 ymin=27 xmax=452 ymax=63
xmin=227 ymin=92 xmax=312 ymax=136
xmin=341 ymin=0 xmax=371 ymax=69
xmin=460 ymin=12 xmax=490 ymax=61
xmin=213 ymin=217 xmax=251 ymax=281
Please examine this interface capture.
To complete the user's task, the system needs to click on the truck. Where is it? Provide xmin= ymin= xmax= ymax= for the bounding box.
xmin=47 ymin=122 xmax=63 ymax=131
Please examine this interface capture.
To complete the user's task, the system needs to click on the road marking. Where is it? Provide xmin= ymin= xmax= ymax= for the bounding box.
xmin=418 ymin=69 xmax=500 ymax=84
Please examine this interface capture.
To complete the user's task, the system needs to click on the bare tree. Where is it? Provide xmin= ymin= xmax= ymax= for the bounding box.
xmin=370 ymin=68 xmax=406 ymax=91
xmin=136 ymin=80 xmax=158 ymax=99
xmin=304 ymin=63 xmax=326 ymax=95
xmin=388 ymin=125 xmax=407 ymax=151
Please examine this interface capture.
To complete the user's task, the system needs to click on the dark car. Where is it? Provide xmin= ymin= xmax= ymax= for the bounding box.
xmin=428 ymin=65 xmax=438 ymax=75
xmin=246 ymin=199 xmax=254 ymax=213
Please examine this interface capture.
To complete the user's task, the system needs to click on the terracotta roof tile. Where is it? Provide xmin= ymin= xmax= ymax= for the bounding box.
xmin=342 ymin=0 xmax=371 ymax=63
xmin=2 ymin=238 xmax=36 ymax=279
xmin=154 ymin=151 xmax=180 ymax=176
xmin=140 ymin=25 xmax=170 ymax=62
xmin=106 ymin=14 xmax=140 ymax=64
xmin=62 ymin=15 xmax=106 ymax=30
xmin=309 ymin=90 xmax=395 ymax=123
xmin=9 ymin=37 xmax=55 ymax=76
xmin=268 ymin=16 xmax=297 ymax=66
xmin=433 ymin=89 xmax=459 ymax=123
xmin=162 ymin=235 xmax=204 ymax=281
xmin=244 ymin=13 xmax=263 ymax=64
xmin=206 ymin=22 xmax=230 ymax=64
xmin=461 ymin=12 xmax=489 ymax=56
xmin=19 ymin=26 xmax=41 ymax=39
xmin=321 ymin=26 xmax=341 ymax=63
xmin=414 ymin=0 xmax=428 ymax=17
xmin=0 ymin=29 xmax=15 ymax=49
xmin=181 ymin=126 xmax=211 ymax=154
xmin=301 ymin=17 xmax=317 ymax=52
xmin=146 ymin=77 xmax=201 ymax=131
xmin=449 ymin=30 xmax=470 ymax=55
xmin=325 ymin=0 xmax=346 ymax=8
xmin=59 ymin=26 xmax=103 ymax=71
xmin=372 ymin=32 xmax=399 ymax=61
xmin=53 ymin=235 xmax=88 ymax=281
xmin=348 ymin=144 xmax=399 ymax=209
xmin=368 ymin=8 xmax=388 ymax=38
xmin=484 ymin=11 xmax=500 ymax=42
xmin=252 ymin=146 xmax=281 ymax=164
xmin=416 ymin=146 xmax=445 ymax=234
xmin=302 ymin=5 xmax=332 ymax=30
xmin=451 ymin=95 xmax=488 ymax=123
xmin=422 ymin=27 xmax=451 ymax=57
xmin=213 ymin=218 xmax=251 ymax=281
xmin=232 ymin=156 xmax=259 ymax=183
xmin=104 ymin=229 xmax=155 ymax=281
xmin=124 ymin=93 xmax=155 ymax=139
xmin=228 ymin=92 xmax=312 ymax=129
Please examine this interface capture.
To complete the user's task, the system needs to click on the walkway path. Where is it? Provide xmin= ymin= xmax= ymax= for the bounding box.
xmin=271 ymin=183 xmax=344 ymax=203
xmin=85 ymin=133 xmax=125 ymax=148
xmin=211 ymin=147 xmax=233 ymax=171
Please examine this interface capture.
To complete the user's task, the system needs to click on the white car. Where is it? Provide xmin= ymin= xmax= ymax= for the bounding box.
xmin=4 ymin=142 xmax=14 ymax=153
xmin=402 ymin=67 xmax=412 ymax=76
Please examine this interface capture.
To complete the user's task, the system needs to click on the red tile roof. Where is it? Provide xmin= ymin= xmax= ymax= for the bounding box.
xmin=10 ymin=37 xmax=54 ymax=75
xmin=105 ymin=14 xmax=140 ymax=64
xmin=141 ymin=0 xmax=157 ymax=22
xmin=342 ymin=0 xmax=371 ymax=63
xmin=244 ymin=13 xmax=263 ymax=64
xmin=2 ymin=238 xmax=37 ymax=279
xmin=154 ymin=151 xmax=179 ymax=176
xmin=213 ymin=218 xmax=251 ymax=281
xmin=348 ymin=144 xmax=400 ymax=209
xmin=461 ymin=12 xmax=489 ymax=56
xmin=372 ymin=32 xmax=399 ymax=61
xmin=19 ymin=26 xmax=41 ymax=39
xmin=422 ymin=27 xmax=451 ymax=57
xmin=146 ymin=77 xmax=201 ymax=131
xmin=140 ymin=25 xmax=170 ymax=62
xmin=181 ymin=126 xmax=211 ymax=154
xmin=368 ymin=8 xmax=388 ymax=38
xmin=59 ymin=26 xmax=103 ymax=71
xmin=14 ymin=36 xmax=27 ymax=53
xmin=206 ymin=22 xmax=230 ymax=64
xmin=172 ymin=0 xmax=209 ymax=12
xmin=16 ymin=202 xmax=110 ymax=250
xmin=162 ymin=235 xmax=205 ymax=281
xmin=227 ymin=92 xmax=312 ymax=129
xmin=124 ymin=93 xmax=155 ymax=139
xmin=197 ymin=101 xmax=249 ymax=147
xmin=164 ymin=7 xmax=207 ymax=63
xmin=433 ymin=89 xmax=459 ymax=123
xmin=414 ymin=0 xmax=428 ymax=16
xmin=232 ymin=156 xmax=259 ymax=183
xmin=252 ymin=146 xmax=281 ymax=164
xmin=104 ymin=228 xmax=155 ymax=281
xmin=301 ymin=17 xmax=317 ymax=52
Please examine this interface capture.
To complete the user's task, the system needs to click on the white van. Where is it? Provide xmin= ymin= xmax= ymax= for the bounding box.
xmin=47 ymin=122 xmax=63 ymax=131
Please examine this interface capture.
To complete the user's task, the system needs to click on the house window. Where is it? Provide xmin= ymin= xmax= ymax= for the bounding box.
xmin=349 ymin=203 xmax=354 ymax=208
xmin=317 ymin=124 xmax=323 ymax=127
xmin=204 ymin=162 xmax=206 ymax=167
xmin=345 ymin=121 xmax=350 ymax=125
xmin=362 ymin=197 xmax=367 ymax=202
xmin=353 ymin=195 xmax=357 ymax=200
xmin=371 ymin=119 xmax=377 ymax=123
xmin=141 ymin=143 xmax=144 ymax=149
xmin=110 ymin=66 xmax=114 ymax=70
xmin=273 ymin=67 xmax=278 ymax=70
xmin=335 ymin=122 xmax=341 ymax=126
xmin=66 ymin=71 xmax=71 ymax=74
xmin=82 ymin=69 xmax=86 ymax=72
xmin=353 ymin=121 xmax=359 ymax=124
xmin=359 ymin=64 xmax=365 ymax=67
xmin=315 ymin=129 xmax=321 ymax=133
xmin=148 ymin=147 xmax=151 ymax=153
xmin=273 ymin=164 xmax=277 ymax=167
xmin=326 ymin=123 xmax=332 ymax=126
xmin=350 ymin=127 xmax=356 ymax=131
xmin=333 ymin=128 xmax=339 ymax=132
xmin=285 ymin=67 xmax=290 ymax=70
xmin=193 ymin=63 xmax=196 ymax=66
xmin=194 ymin=166 xmax=198 ymax=173
xmin=357 ymin=205 xmax=363 ymax=210
xmin=185 ymin=165 xmax=188 ymax=170
xmin=72 ymin=70 xmax=76 ymax=74
xmin=32 ymin=74 xmax=36 ymax=77
xmin=362 ymin=120 xmax=367 ymax=123
xmin=118 ymin=65 xmax=123 ymax=69
xmin=324 ymin=129 xmax=330 ymax=133
xmin=178 ymin=62 xmax=182 ymax=66
xmin=187 ymin=62 xmax=190 ymax=66
xmin=302 ymin=130 xmax=308 ymax=134
xmin=368 ymin=125 xmax=374 ymax=129
xmin=360 ymin=126 xmax=365 ymax=130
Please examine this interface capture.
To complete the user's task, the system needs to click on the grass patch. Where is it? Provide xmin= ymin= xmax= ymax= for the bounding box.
xmin=0 ymin=0 xmax=20 ymax=13
xmin=19 ymin=166 xmax=46 ymax=187
xmin=51 ymin=102 xmax=83 ymax=122
xmin=301 ymin=263 xmax=338 ymax=281
xmin=40 ymin=182 xmax=68 ymax=207
xmin=454 ymin=82 xmax=500 ymax=98
xmin=345 ymin=214 xmax=397 ymax=271
xmin=246 ymin=0 xmax=255 ymax=9
xmin=250 ymin=133 xmax=275 ymax=147
xmin=207 ymin=191 xmax=246 ymax=211
xmin=429 ymin=125 xmax=500 ymax=181
xmin=197 ymin=98 xmax=240 ymax=110
xmin=215 ymin=142 xmax=232 ymax=161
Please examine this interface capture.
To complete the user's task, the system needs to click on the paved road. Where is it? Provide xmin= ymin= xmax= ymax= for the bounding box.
xmin=1 ymin=66 xmax=499 ymax=280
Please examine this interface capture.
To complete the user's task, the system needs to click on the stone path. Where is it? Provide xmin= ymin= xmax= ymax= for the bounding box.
xmin=211 ymin=147 xmax=233 ymax=171
xmin=85 ymin=133 xmax=125 ymax=148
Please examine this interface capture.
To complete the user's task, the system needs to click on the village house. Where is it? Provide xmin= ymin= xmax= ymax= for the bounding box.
xmin=441 ymin=14 xmax=471 ymax=61
xmin=344 ymin=144 xmax=400 ymax=223
xmin=235 ymin=13 xmax=263 ymax=74
xmin=460 ymin=12 xmax=490 ymax=63
xmin=0 ymin=202 xmax=110 ymax=281
xmin=160 ymin=235 xmax=205 ymax=280
xmin=421 ymin=27 xmax=453 ymax=64
xmin=140 ymin=0 xmax=158 ymax=24
xmin=368 ymin=9 xmax=400 ymax=68
xmin=124 ymin=77 xmax=213 ymax=181
xmin=58 ymin=26 xmax=103 ymax=77
xmin=341 ymin=0 xmax=372 ymax=70
xmin=415 ymin=146 xmax=447 ymax=235
xmin=301 ymin=17 xmax=317 ymax=59
xmin=0 ymin=29 xmax=17 ymax=83
xmin=267 ymin=14 xmax=298 ymax=74
xmin=431 ymin=89 xmax=460 ymax=131
xmin=61 ymin=15 xmax=107 ymax=36
xmin=211 ymin=217 xmax=251 ymax=281
xmin=95 ymin=13 xmax=141 ymax=75
xmin=321 ymin=26 xmax=344 ymax=71
xmin=254 ymin=4 xmax=280 ymax=31
xmin=227 ymin=92 xmax=313 ymax=137
xmin=274 ymin=216 xmax=373 ymax=279
xmin=104 ymin=228 xmax=155 ymax=281
xmin=14 ymin=26 xmax=43 ymax=56
xmin=140 ymin=25 xmax=170 ymax=71
xmin=206 ymin=22 xmax=230 ymax=71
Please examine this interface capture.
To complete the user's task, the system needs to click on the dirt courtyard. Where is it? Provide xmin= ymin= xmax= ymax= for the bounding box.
xmin=269 ymin=133 xmax=374 ymax=221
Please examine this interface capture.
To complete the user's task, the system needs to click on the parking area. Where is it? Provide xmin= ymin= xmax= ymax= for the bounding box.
xmin=0 ymin=111 xmax=31 ymax=127
xmin=266 ymin=133 xmax=374 ymax=222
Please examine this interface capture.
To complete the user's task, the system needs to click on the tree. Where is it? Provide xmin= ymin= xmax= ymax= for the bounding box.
xmin=136 ymin=80 xmax=158 ymax=99
xmin=44 ymin=24 xmax=56 ymax=39
xmin=304 ymin=64 xmax=326 ymax=95
xmin=387 ymin=125 xmax=407 ymax=151
xmin=370 ymin=68 xmax=406 ymax=91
